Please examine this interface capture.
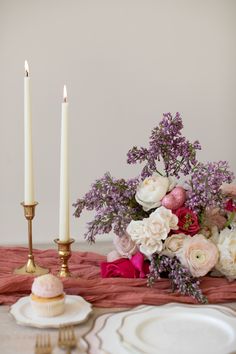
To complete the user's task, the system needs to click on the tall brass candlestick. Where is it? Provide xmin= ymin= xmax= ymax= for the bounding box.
xmin=14 ymin=202 xmax=49 ymax=276
xmin=54 ymin=238 xmax=74 ymax=277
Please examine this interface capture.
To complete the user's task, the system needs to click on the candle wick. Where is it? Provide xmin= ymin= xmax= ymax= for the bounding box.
xmin=63 ymin=97 xmax=67 ymax=103
xmin=25 ymin=70 xmax=29 ymax=77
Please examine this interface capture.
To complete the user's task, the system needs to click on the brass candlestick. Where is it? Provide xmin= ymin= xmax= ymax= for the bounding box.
xmin=54 ymin=238 xmax=75 ymax=277
xmin=14 ymin=202 xmax=49 ymax=276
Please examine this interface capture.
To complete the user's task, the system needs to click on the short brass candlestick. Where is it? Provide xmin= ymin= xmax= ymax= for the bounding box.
xmin=14 ymin=202 xmax=49 ymax=276
xmin=54 ymin=238 xmax=75 ymax=277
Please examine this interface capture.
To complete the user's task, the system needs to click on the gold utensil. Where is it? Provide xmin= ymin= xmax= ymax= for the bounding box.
xmin=35 ymin=334 xmax=52 ymax=354
xmin=58 ymin=325 xmax=77 ymax=353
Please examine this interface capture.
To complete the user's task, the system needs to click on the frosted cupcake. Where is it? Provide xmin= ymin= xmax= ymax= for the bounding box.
xmin=30 ymin=274 xmax=65 ymax=317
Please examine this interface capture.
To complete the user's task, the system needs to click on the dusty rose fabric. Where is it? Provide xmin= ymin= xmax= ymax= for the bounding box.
xmin=1 ymin=247 xmax=236 ymax=307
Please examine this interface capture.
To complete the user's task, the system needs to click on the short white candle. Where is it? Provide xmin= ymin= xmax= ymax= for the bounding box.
xmin=59 ymin=85 xmax=70 ymax=242
xmin=24 ymin=60 xmax=35 ymax=205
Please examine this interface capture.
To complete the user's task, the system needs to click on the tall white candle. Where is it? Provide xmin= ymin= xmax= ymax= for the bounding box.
xmin=59 ymin=85 xmax=70 ymax=242
xmin=24 ymin=60 xmax=35 ymax=205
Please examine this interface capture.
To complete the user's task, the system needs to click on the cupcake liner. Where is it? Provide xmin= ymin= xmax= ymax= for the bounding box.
xmin=30 ymin=295 xmax=65 ymax=317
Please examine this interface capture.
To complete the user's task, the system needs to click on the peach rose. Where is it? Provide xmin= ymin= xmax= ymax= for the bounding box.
xmin=178 ymin=234 xmax=219 ymax=277
xmin=202 ymin=207 xmax=227 ymax=231
xmin=221 ymin=183 xmax=236 ymax=197
xmin=113 ymin=233 xmax=138 ymax=258
xmin=162 ymin=234 xmax=188 ymax=258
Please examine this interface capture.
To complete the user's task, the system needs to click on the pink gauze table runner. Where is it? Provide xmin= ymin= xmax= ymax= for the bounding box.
xmin=1 ymin=247 xmax=236 ymax=307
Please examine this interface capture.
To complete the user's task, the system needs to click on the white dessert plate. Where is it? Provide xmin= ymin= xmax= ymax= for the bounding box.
xmin=10 ymin=295 xmax=92 ymax=328
xmin=118 ymin=303 xmax=236 ymax=354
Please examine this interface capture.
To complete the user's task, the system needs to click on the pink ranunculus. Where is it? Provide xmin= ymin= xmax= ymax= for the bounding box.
xmin=101 ymin=252 xmax=150 ymax=279
xmin=113 ymin=233 xmax=138 ymax=258
xmin=178 ymin=234 xmax=219 ymax=277
xmin=174 ymin=207 xmax=200 ymax=236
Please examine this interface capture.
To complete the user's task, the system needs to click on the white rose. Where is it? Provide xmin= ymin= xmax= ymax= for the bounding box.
xmin=215 ymin=228 xmax=236 ymax=280
xmin=162 ymin=233 xmax=188 ymax=258
xmin=126 ymin=219 xmax=149 ymax=241
xmin=140 ymin=239 xmax=163 ymax=257
xmin=146 ymin=212 xmax=169 ymax=241
xmin=135 ymin=175 xmax=170 ymax=211
xmin=126 ymin=206 xmax=178 ymax=257
xmin=127 ymin=218 xmax=163 ymax=256
xmin=150 ymin=206 xmax=179 ymax=233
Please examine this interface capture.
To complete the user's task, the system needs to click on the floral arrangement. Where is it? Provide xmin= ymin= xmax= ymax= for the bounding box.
xmin=74 ymin=113 xmax=236 ymax=303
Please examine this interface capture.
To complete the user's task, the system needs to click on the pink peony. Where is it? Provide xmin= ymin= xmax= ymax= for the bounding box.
xmin=101 ymin=258 xmax=138 ymax=278
xmin=101 ymin=252 xmax=150 ymax=278
xmin=178 ymin=234 xmax=219 ymax=277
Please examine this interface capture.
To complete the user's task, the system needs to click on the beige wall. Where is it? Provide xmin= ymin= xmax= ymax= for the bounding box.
xmin=0 ymin=0 xmax=236 ymax=245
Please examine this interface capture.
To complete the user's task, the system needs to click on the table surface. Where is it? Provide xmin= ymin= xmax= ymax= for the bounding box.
xmin=1 ymin=241 xmax=236 ymax=354
xmin=0 ymin=241 xmax=118 ymax=354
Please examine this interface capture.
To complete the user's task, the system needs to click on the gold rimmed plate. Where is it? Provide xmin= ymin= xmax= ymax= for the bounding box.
xmin=117 ymin=304 xmax=236 ymax=354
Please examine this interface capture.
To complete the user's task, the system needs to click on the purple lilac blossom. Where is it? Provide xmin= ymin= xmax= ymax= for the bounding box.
xmin=148 ymin=255 xmax=207 ymax=304
xmin=73 ymin=173 xmax=147 ymax=242
xmin=127 ymin=112 xmax=201 ymax=179
xmin=185 ymin=161 xmax=235 ymax=214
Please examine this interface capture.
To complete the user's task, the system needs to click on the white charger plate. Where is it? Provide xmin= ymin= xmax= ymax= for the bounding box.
xmin=118 ymin=304 xmax=236 ymax=354
xmin=10 ymin=295 xmax=92 ymax=328
xmin=96 ymin=306 xmax=147 ymax=354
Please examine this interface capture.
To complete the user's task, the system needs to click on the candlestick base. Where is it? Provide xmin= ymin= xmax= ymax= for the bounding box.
xmin=14 ymin=256 xmax=49 ymax=276
xmin=54 ymin=238 xmax=75 ymax=277
xmin=13 ymin=202 xmax=49 ymax=276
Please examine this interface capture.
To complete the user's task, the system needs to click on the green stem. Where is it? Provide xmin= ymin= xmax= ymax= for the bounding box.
xmin=224 ymin=211 xmax=236 ymax=228
xmin=172 ymin=157 xmax=185 ymax=175
xmin=155 ymin=169 xmax=164 ymax=177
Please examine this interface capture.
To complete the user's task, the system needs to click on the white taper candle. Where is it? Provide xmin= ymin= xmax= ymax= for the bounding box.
xmin=24 ymin=60 xmax=35 ymax=205
xmin=59 ymin=85 xmax=70 ymax=242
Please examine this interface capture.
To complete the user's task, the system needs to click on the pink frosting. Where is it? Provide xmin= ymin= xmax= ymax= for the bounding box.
xmin=32 ymin=274 xmax=63 ymax=298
